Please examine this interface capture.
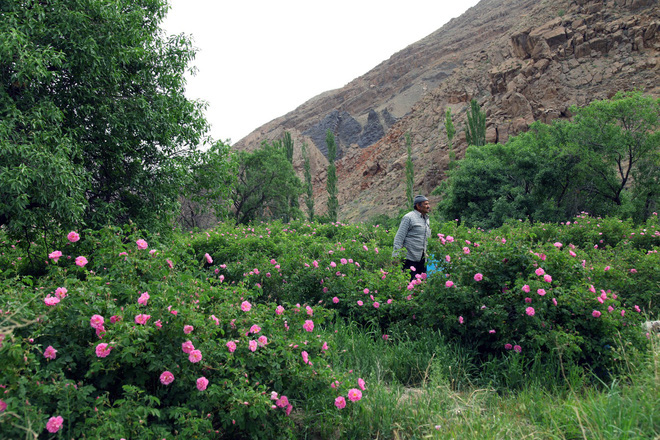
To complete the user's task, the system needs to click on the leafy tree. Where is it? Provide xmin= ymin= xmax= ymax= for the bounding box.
xmin=464 ymin=98 xmax=486 ymax=147
xmin=438 ymin=92 xmax=659 ymax=227
xmin=302 ymin=142 xmax=315 ymax=221
xmin=283 ymin=131 xmax=294 ymax=163
xmin=405 ymin=132 xmax=414 ymax=209
xmin=178 ymin=141 xmax=237 ymax=229
xmin=326 ymin=130 xmax=338 ymax=222
xmin=570 ymin=91 xmax=659 ymax=218
xmin=0 ymin=0 xmax=211 ymax=247
xmin=232 ymin=141 xmax=301 ymax=224
xmin=281 ymin=131 xmax=299 ymax=220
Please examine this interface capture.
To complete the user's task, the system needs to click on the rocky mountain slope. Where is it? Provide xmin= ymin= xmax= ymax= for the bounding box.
xmin=234 ymin=0 xmax=660 ymax=222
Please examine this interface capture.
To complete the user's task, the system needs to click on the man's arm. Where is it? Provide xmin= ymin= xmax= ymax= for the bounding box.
xmin=392 ymin=215 xmax=410 ymax=258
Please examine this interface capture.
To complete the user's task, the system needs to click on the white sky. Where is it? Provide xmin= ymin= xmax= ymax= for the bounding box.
xmin=161 ymin=0 xmax=481 ymax=145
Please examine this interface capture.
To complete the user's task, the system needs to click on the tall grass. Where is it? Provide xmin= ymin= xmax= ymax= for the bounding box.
xmin=306 ymin=324 xmax=659 ymax=439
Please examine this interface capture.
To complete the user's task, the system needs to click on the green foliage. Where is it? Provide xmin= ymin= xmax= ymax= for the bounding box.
xmin=281 ymin=132 xmax=299 ymax=220
xmin=179 ymin=141 xmax=237 ymax=229
xmin=0 ymin=0 xmax=211 ymax=240
xmin=570 ymin=91 xmax=660 ymax=218
xmin=0 ymin=215 xmax=657 ymax=438
xmin=302 ymin=142 xmax=315 ymax=221
xmin=439 ymin=92 xmax=660 ymax=228
xmin=326 ymin=130 xmax=338 ymax=223
xmin=231 ymin=140 xmax=302 ymax=224
xmin=405 ymin=132 xmax=414 ymax=210
xmin=464 ymin=98 xmax=486 ymax=147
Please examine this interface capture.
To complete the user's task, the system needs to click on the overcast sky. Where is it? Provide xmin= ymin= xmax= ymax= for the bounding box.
xmin=161 ymin=0 xmax=481 ymax=145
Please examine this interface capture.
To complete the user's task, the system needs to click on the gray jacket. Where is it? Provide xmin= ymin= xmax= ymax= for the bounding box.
xmin=392 ymin=210 xmax=430 ymax=262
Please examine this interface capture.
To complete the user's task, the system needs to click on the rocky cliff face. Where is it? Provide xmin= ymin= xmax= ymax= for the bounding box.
xmin=235 ymin=0 xmax=660 ymax=222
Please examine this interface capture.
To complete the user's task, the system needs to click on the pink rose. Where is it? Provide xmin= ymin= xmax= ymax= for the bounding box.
xmin=196 ymin=376 xmax=209 ymax=391
xmin=474 ymin=273 xmax=483 ymax=282
xmin=46 ymin=415 xmax=64 ymax=433
xmin=90 ymin=315 xmax=105 ymax=329
xmin=335 ymin=396 xmax=346 ymax=409
xmin=44 ymin=345 xmax=57 ymax=360
xmin=182 ymin=340 xmax=195 ymax=354
xmin=44 ymin=295 xmax=60 ymax=306
xmin=67 ymin=231 xmax=80 ymax=242
xmin=303 ymin=320 xmax=314 ymax=332
xmin=347 ymin=388 xmax=362 ymax=402
xmin=226 ymin=341 xmax=237 ymax=353
xmin=183 ymin=325 xmax=194 ymax=334
xmin=95 ymin=343 xmax=113 ymax=358
xmin=160 ymin=371 xmax=174 ymax=385
xmin=525 ymin=307 xmax=535 ymax=316
xmin=189 ymin=349 xmax=202 ymax=363
xmin=134 ymin=314 xmax=151 ymax=325
xmin=48 ymin=250 xmax=63 ymax=262
xmin=241 ymin=301 xmax=252 ymax=312
xmin=75 ymin=256 xmax=88 ymax=267
xmin=136 ymin=239 xmax=148 ymax=250
xmin=137 ymin=292 xmax=149 ymax=306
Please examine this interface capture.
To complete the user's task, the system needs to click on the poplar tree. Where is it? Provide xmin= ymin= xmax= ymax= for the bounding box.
xmin=302 ymin=142 xmax=314 ymax=221
xmin=465 ymin=99 xmax=486 ymax=146
xmin=282 ymin=131 xmax=298 ymax=218
xmin=325 ymin=130 xmax=338 ymax=222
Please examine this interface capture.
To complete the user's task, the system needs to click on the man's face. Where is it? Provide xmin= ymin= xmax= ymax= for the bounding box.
xmin=416 ymin=201 xmax=431 ymax=215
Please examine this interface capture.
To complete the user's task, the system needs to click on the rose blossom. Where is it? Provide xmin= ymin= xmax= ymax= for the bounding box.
xmin=95 ymin=343 xmax=113 ymax=358
xmin=48 ymin=250 xmax=63 ymax=262
xmin=196 ymin=376 xmax=209 ymax=391
xmin=44 ymin=345 xmax=57 ymax=360
xmin=347 ymin=388 xmax=362 ymax=402
xmin=46 ymin=415 xmax=64 ymax=433
xmin=189 ymin=349 xmax=202 ymax=363
xmin=67 ymin=231 xmax=80 ymax=242
xmin=44 ymin=295 xmax=60 ymax=306
xmin=90 ymin=315 xmax=105 ymax=329
xmin=160 ymin=371 xmax=174 ymax=385
xmin=134 ymin=314 xmax=151 ymax=325
xmin=137 ymin=292 xmax=149 ymax=305
xmin=182 ymin=340 xmax=195 ymax=354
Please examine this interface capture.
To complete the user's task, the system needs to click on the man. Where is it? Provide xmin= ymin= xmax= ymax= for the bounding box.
xmin=392 ymin=195 xmax=431 ymax=280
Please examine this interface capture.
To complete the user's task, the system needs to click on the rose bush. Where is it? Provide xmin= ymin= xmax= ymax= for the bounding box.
xmin=0 ymin=213 xmax=657 ymax=437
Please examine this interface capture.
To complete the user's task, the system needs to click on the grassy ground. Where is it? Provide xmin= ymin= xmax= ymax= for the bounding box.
xmin=302 ymin=322 xmax=660 ymax=439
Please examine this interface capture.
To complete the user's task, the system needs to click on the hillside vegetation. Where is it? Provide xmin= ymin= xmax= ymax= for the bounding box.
xmin=1 ymin=215 xmax=658 ymax=438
